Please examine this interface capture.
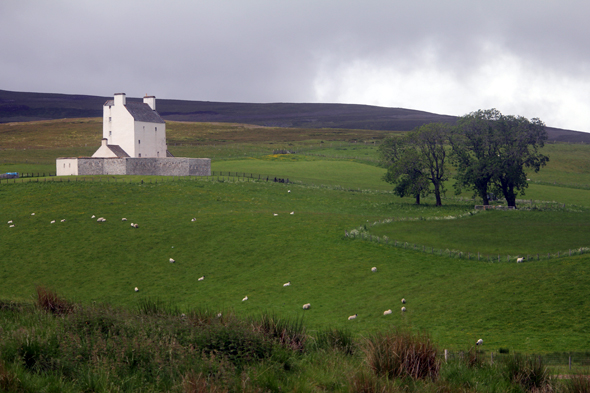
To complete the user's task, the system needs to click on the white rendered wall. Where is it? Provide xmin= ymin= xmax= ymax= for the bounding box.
xmin=56 ymin=158 xmax=79 ymax=176
xmin=103 ymin=98 xmax=135 ymax=156
xmin=134 ymin=121 xmax=167 ymax=158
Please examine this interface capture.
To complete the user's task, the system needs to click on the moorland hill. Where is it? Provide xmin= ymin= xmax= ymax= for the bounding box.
xmin=2 ymin=88 xmax=589 ymax=143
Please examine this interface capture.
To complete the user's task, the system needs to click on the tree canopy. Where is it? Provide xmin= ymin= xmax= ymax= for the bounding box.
xmin=451 ymin=109 xmax=549 ymax=206
xmin=379 ymin=123 xmax=450 ymax=206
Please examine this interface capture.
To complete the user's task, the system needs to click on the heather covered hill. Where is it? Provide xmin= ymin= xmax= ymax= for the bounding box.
xmin=1 ymin=89 xmax=589 ymax=143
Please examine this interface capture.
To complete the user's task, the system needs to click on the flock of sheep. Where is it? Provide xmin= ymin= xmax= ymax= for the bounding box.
xmin=4 ymin=189 xmax=485 ymax=346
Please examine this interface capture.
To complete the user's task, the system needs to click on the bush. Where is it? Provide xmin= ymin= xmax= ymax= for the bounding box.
xmin=254 ymin=313 xmax=306 ymax=352
xmin=362 ymin=329 xmax=440 ymax=381
xmin=564 ymin=374 xmax=590 ymax=393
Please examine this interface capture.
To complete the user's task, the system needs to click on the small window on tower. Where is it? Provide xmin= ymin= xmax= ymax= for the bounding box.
xmin=155 ymin=127 xmax=158 ymax=132
xmin=109 ymin=117 xmax=111 ymax=122
xmin=138 ymin=140 xmax=141 ymax=144
xmin=139 ymin=153 xmax=141 ymax=157
xmin=109 ymin=131 xmax=112 ymax=136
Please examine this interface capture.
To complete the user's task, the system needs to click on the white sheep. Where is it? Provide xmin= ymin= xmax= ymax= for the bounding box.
xmin=61 ymin=219 xmax=66 ymax=222
xmin=131 ymin=223 xmax=134 ymax=227
xmin=401 ymin=298 xmax=406 ymax=304
xmin=302 ymin=303 xmax=311 ymax=310
xmin=91 ymin=215 xmax=95 ymax=218
xmin=198 ymin=276 xmax=205 ymax=281
xmin=31 ymin=213 xmax=35 ymax=216
xmin=50 ymin=220 xmax=55 ymax=224
xmin=169 ymin=258 xmax=175 ymax=263
xmin=348 ymin=314 xmax=358 ymax=320
xmin=191 ymin=218 xmax=196 ymax=222
xmin=273 ymin=213 xmax=278 ymax=216
xmin=383 ymin=309 xmax=392 ymax=315
xmin=133 ymin=223 xmax=139 ymax=228
xmin=288 ymin=190 xmax=291 ymax=193
xmin=97 ymin=217 xmax=105 ymax=222
xmin=371 ymin=267 xmax=377 ymax=272
xmin=9 ymin=224 xmax=14 ymax=228
xmin=217 ymin=312 xmax=222 ymax=318
xmin=134 ymin=287 xmax=139 ymax=292
xmin=122 ymin=218 xmax=127 ymax=221
xmin=290 ymin=211 xmax=294 ymax=215
xmin=242 ymin=296 xmax=248 ymax=301
xmin=7 ymin=220 xmax=12 ymax=224
xmin=476 ymin=339 xmax=483 ymax=346
xmin=401 ymin=307 xmax=406 ymax=312
xmin=283 ymin=281 xmax=291 ymax=287
xmin=516 ymin=257 xmax=524 ymax=263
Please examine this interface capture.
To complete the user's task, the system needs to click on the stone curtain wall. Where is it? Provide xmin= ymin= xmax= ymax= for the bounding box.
xmin=57 ymin=158 xmax=211 ymax=176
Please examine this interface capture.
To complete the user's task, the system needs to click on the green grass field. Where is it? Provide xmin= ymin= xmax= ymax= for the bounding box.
xmin=2 ymin=118 xmax=590 ymax=356
xmin=1 ymin=177 xmax=590 ymax=354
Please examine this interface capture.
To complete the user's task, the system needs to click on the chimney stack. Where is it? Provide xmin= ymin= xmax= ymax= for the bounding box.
xmin=114 ymin=93 xmax=126 ymax=106
xmin=143 ymin=95 xmax=156 ymax=110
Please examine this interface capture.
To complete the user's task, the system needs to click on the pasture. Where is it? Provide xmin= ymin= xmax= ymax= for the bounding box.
xmin=1 ymin=118 xmax=590 ymax=355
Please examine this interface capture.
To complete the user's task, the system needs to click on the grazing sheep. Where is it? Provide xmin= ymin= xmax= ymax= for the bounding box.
xmin=198 ymin=276 xmax=205 ymax=281
xmin=181 ymin=313 xmax=186 ymax=318
xmin=134 ymin=287 xmax=139 ymax=292
xmin=290 ymin=211 xmax=294 ymax=215
xmin=288 ymin=190 xmax=291 ymax=193
xmin=476 ymin=339 xmax=483 ymax=346
xmin=401 ymin=298 xmax=406 ymax=304
xmin=91 ymin=215 xmax=95 ymax=218
xmin=31 ymin=213 xmax=35 ymax=216
xmin=9 ymin=224 xmax=14 ymax=228
xmin=242 ymin=296 xmax=248 ymax=301
xmin=348 ymin=314 xmax=358 ymax=320
xmin=7 ymin=220 xmax=13 ymax=224
xmin=401 ymin=307 xmax=406 ymax=312
xmin=191 ymin=218 xmax=196 ymax=222
xmin=122 ymin=218 xmax=127 ymax=221
xmin=283 ymin=281 xmax=291 ymax=287
xmin=97 ymin=217 xmax=106 ymax=222
xmin=50 ymin=220 xmax=55 ymax=224
xmin=133 ymin=223 xmax=139 ymax=228
xmin=217 ymin=312 xmax=222 ymax=318
xmin=302 ymin=303 xmax=311 ymax=310
xmin=61 ymin=219 xmax=66 ymax=222
xmin=169 ymin=258 xmax=175 ymax=263
xmin=383 ymin=309 xmax=392 ymax=315
xmin=273 ymin=213 xmax=278 ymax=216
xmin=516 ymin=257 xmax=524 ymax=263
xmin=371 ymin=267 xmax=377 ymax=272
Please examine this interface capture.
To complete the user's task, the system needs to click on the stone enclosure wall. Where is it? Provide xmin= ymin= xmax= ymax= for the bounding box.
xmin=56 ymin=157 xmax=211 ymax=177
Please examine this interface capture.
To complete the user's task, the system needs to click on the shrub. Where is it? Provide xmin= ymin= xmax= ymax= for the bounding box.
xmin=36 ymin=286 xmax=74 ymax=315
xmin=362 ymin=329 xmax=440 ymax=381
xmin=0 ymin=360 xmax=21 ymax=392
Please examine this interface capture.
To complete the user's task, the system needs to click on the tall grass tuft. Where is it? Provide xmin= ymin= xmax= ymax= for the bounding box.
xmin=564 ymin=374 xmax=590 ymax=393
xmin=0 ymin=360 xmax=21 ymax=392
xmin=362 ymin=329 xmax=440 ymax=381
xmin=312 ymin=327 xmax=356 ymax=354
xmin=182 ymin=372 xmax=229 ymax=393
xmin=137 ymin=297 xmax=180 ymax=316
xmin=35 ymin=285 xmax=74 ymax=315
xmin=504 ymin=354 xmax=552 ymax=392
xmin=254 ymin=312 xmax=307 ymax=352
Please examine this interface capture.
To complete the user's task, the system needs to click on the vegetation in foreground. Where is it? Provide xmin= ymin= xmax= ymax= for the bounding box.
xmin=1 ymin=287 xmax=587 ymax=393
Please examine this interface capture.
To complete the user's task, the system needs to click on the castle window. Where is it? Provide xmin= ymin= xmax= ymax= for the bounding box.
xmin=109 ymin=131 xmax=112 ymax=136
xmin=109 ymin=117 xmax=111 ymax=122
xmin=155 ymin=127 xmax=157 ymax=131
xmin=139 ymin=153 xmax=141 ymax=157
xmin=138 ymin=140 xmax=141 ymax=144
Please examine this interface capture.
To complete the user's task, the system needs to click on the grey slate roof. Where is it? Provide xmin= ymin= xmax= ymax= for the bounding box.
xmin=125 ymin=102 xmax=165 ymax=123
xmin=103 ymin=100 xmax=165 ymax=124
xmin=107 ymin=145 xmax=130 ymax=157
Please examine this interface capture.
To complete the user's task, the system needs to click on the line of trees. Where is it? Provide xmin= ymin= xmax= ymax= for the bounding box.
xmin=378 ymin=109 xmax=549 ymax=207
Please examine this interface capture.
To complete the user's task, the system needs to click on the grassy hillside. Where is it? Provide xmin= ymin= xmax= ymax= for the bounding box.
xmin=1 ymin=178 xmax=590 ymax=354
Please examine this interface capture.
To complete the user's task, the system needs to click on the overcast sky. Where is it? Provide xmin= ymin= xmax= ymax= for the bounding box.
xmin=2 ymin=1 xmax=590 ymax=131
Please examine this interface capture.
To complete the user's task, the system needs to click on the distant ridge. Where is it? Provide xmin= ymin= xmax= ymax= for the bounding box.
xmin=1 ymin=89 xmax=588 ymax=143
